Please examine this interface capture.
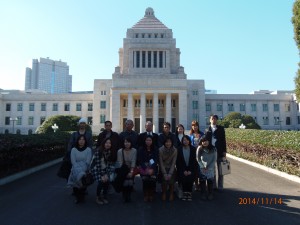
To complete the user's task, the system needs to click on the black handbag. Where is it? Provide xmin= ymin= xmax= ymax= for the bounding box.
xmin=82 ymin=172 xmax=94 ymax=186
xmin=57 ymin=152 xmax=72 ymax=179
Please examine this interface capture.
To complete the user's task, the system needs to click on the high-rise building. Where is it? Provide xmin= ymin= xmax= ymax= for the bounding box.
xmin=25 ymin=57 xmax=72 ymax=93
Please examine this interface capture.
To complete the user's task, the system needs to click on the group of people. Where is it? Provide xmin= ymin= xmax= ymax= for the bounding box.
xmin=65 ymin=115 xmax=227 ymax=204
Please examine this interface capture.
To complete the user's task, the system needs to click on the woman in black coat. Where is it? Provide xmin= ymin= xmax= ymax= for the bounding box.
xmin=176 ymin=135 xmax=197 ymax=201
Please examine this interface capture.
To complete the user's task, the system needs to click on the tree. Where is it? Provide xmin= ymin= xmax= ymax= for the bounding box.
xmin=219 ymin=112 xmax=261 ymax=129
xmin=36 ymin=115 xmax=91 ymax=134
xmin=292 ymin=0 xmax=300 ymax=100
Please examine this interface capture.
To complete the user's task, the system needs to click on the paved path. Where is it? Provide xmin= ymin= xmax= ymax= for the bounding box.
xmin=0 ymin=159 xmax=299 ymax=225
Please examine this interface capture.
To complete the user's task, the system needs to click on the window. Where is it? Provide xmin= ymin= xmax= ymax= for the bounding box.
xmin=88 ymin=103 xmax=93 ymax=111
xmin=240 ymin=103 xmax=245 ymax=111
xmin=76 ymin=103 xmax=82 ymax=111
xmin=135 ymin=34 xmax=139 ymax=38
xmin=154 ymin=33 xmax=158 ymax=38
xmin=29 ymin=103 xmax=35 ymax=111
xmin=298 ymin=116 xmax=300 ymax=124
xmin=135 ymin=99 xmax=140 ymax=108
xmin=142 ymin=33 xmax=145 ymax=38
xmin=172 ymin=99 xmax=176 ymax=108
xmin=53 ymin=103 xmax=58 ymax=111
xmin=228 ymin=103 xmax=234 ymax=112
xmin=41 ymin=103 xmax=46 ymax=111
xmin=17 ymin=116 xmax=22 ymax=125
xmin=286 ymin=117 xmax=291 ymax=125
xmin=153 ymin=51 xmax=157 ymax=68
xmin=101 ymin=91 xmax=106 ymax=95
xmin=6 ymin=103 xmax=11 ymax=111
xmin=100 ymin=101 xmax=106 ymax=109
xmin=40 ymin=116 xmax=46 ymax=125
xmin=64 ymin=103 xmax=70 ymax=111
xmin=263 ymin=116 xmax=269 ymax=125
xmin=123 ymin=99 xmax=128 ymax=107
xmin=136 ymin=51 xmax=140 ymax=68
xmin=263 ymin=104 xmax=268 ymax=112
xmin=161 ymin=33 xmax=164 ymax=38
xmin=274 ymin=117 xmax=280 ymax=125
xmin=159 ymin=51 xmax=163 ymax=68
xmin=192 ymin=113 xmax=199 ymax=122
xmin=192 ymin=101 xmax=198 ymax=109
xmin=285 ymin=104 xmax=290 ymax=112
xmin=17 ymin=103 xmax=23 ymax=111
xmin=146 ymin=99 xmax=152 ymax=107
xmin=216 ymin=104 xmax=222 ymax=111
xmin=5 ymin=117 xmax=10 ymax=125
xmin=100 ymin=114 xmax=106 ymax=123
xmin=205 ymin=103 xmax=211 ymax=111
xmin=88 ymin=117 xmax=93 ymax=125
xmin=251 ymin=104 xmax=256 ymax=112
xmin=142 ymin=51 xmax=146 ymax=68
xmin=192 ymin=90 xmax=198 ymax=95
xmin=28 ymin=116 xmax=34 ymax=125
xmin=148 ymin=34 xmax=151 ymax=38
xmin=274 ymin=104 xmax=279 ymax=112
xmin=148 ymin=51 xmax=151 ymax=68
xmin=158 ymin=99 xmax=164 ymax=108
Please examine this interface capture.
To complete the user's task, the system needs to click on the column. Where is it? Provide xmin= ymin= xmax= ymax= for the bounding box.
xmin=140 ymin=93 xmax=146 ymax=132
xmin=178 ymin=91 xmax=188 ymax=129
xmin=110 ymin=90 xmax=121 ymax=132
xmin=153 ymin=93 xmax=159 ymax=133
xmin=127 ymin=93 xmax=133 ymax=120
xmin=166 ymin=93 xmax=171 ymax=123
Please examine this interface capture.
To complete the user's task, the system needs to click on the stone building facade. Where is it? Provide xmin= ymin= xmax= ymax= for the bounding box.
xmin=0 ymin=8 xmax=299 ymax=134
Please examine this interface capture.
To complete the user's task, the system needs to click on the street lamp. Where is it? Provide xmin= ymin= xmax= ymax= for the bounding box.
xmin=10 ymin=117 xmax=18 ymax=134
xmin=51 ymin=123 xmax=59 ymax=132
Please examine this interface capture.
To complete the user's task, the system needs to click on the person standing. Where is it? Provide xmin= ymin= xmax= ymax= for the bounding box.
xmin=176 ymin=135 xmax=197 ymax=201
xmin=67 ymin=135 xmax=93 ymax=204
xmin=119 ymin=119 xmax=138 ymax=149
xmin=96 ymin=120 xmax=120 ymax=160
xmin=158 ymin=122 xmax=178 ymax=148
xmin=175 ymin=124 xmax=185 ymax=147
xmin=189 ymin=120 xmax=204 ymax=191
xmin=137 ymin=121 xmax=159 ymax=148
xmin=205 ymin=114 xmax=227 ymax=192
xmin=68 ymin=118 xmax=93 ymax=152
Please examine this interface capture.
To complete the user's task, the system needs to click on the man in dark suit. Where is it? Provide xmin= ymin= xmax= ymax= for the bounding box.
xmin=205 ymin=114 xmax=227 ymax=192
xmin=137 ymin=121 xmax=159 ymax=148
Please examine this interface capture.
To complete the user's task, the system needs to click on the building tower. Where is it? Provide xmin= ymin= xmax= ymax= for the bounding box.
xmin=25 ymin=57 xmax=72 ymax=93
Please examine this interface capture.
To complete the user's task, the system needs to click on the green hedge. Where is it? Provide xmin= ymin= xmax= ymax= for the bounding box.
xmin=0 ymin=132 xmax=71 ymax=178
xmin=226 ymin=128 xmax=300 ymax=177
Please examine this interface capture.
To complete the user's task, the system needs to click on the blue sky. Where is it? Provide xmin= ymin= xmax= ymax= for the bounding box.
xmin=0 ymin=0 xmax=298 ymax=94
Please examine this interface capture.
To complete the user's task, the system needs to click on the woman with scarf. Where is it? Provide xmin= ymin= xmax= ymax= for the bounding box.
xmin=67 ymin=134 xmax=93 ymax=204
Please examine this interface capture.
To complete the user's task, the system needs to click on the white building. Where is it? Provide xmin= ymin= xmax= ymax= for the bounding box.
xmin=25 ymin=57 xmax=72 ymax=94
xmin=0 ymin=8 xmax=299 ymax=134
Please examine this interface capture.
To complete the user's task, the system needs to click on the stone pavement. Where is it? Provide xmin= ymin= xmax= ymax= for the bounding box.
xmin=0 ymin=158 xmax=299 ymax=225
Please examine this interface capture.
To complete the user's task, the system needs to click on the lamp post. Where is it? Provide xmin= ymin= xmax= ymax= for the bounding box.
xmin=10 ymin=117 xmax=18 ymax=134
xmin=51 ymin=123 xmax=59 ymax=132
